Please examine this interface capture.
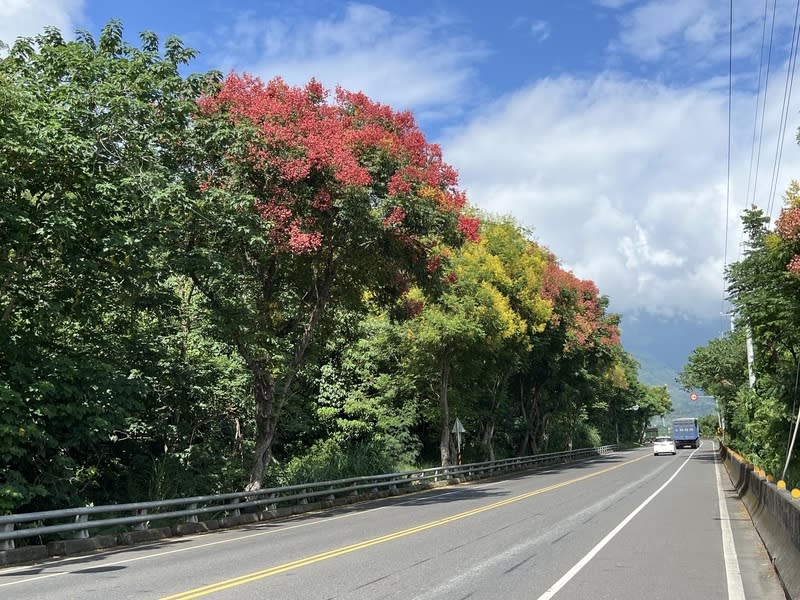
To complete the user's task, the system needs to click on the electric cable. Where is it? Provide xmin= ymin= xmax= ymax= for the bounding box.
xmin=751 ymin=0 xmax=778 ymax=210
xmin=723 ymin=0 xmax=733 ymax=316
xmin=766 ymin=0 xmax=800 ymax=219
xmin=744 ymin=0 xmax=772 ymax=212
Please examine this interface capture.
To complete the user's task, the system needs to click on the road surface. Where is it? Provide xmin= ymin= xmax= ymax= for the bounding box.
xmin=0 ymin=442 xmax=787 ymax=599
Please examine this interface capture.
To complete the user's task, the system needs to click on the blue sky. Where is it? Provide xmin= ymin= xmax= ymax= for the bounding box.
xmin=4 ymin=0 xmax=800 ymax=367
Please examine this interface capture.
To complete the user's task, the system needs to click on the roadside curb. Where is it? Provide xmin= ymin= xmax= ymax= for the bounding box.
xmin=721 ymin=443 xmax=800 ymax=598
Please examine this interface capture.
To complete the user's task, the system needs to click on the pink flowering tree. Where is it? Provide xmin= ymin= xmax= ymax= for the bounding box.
xmin=775 ymin=183 xmax=800 ymax=276
xmin=515 ymin=253 xmax=621 ymax=453
xmin=186 ymin=74 xmax=477 ymax=489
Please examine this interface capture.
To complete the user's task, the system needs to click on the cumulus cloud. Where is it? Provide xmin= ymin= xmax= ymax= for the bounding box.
xmin=5 ymin=0 xmax=799 ymax=326
xmin=595 ymin=0 xmax=795 ymax=76
xmin=0 ymin=0 xmax=84 ymax=48
xmin=602 ymin=0 xmax=795 ymax=67
xmin=205 ymin=3 xmax=487 ymax=119
xmin=442 ymin=72 xmax=800 ymax=320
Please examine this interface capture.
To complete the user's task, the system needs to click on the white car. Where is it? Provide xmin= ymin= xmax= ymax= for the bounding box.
xmin=653 ymin=436 xmax=676 ymax=455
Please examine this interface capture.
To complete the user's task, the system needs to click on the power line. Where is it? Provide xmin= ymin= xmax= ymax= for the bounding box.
xmin=724 ymin=0 xmax=732 ymax=295
xmin=766 ymin=0 xmax=800 ymax=219
xmin=744 ymin=0 xmax=772 ymax=212
xmin=751 ymin=0 xmax=778 ymax=210
xmin=721 ymin=0 xmax=735 ymax=331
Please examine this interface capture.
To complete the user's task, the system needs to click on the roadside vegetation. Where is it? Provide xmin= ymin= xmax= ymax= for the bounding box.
xmin=680 ymin=185 xmax=800 ymax=486
xmin=0 ymin=23 xmax=671 ymax=513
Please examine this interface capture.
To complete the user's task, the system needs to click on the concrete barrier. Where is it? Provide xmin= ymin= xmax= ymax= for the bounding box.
xmin=720 ymin=444 xmax=800 ymax=598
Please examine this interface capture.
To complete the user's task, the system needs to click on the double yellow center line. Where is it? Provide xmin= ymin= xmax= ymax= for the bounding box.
xmin=161 ymin=453 xmax=648 ymax=599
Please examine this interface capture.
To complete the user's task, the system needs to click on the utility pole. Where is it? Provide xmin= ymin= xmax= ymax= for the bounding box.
xmin=723 ymin=311 xmax=755 ymax=389
xmin=745 ymin=326 xmax=756 ymax=389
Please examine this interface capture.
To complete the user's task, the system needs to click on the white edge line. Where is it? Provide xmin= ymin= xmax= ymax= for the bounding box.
xmin=714 ymin=442 xmax=745 ymax=599
xmin=536 ymin=442 xmax=703 ymax=600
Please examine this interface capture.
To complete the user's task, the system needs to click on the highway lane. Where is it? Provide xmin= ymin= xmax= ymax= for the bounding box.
xmin=0 ymin=443 xmax=787 ymax=599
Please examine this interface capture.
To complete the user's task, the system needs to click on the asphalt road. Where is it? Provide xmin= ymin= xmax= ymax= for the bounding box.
xmin=0 ymin=442 xmax=788 ymax=599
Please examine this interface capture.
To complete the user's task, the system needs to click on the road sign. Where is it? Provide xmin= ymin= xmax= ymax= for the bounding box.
xmin=689 ymin=393 xmax=698 ymax=401
xmin=452 ymin=418 xmax=466 ymax=464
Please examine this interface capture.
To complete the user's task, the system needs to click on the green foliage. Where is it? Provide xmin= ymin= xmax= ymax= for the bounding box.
xmin=278 ymin=438 xmax=398 ymax=485
xmin=682 ymin=198 xmax=800 ymax=487
xmin=698 ymin=414 xmax=720 ymax=437
xmin=0 ymin=22 xmax=246 ymax=512
xmin=1 ymin=21 xmax=654 ymax=512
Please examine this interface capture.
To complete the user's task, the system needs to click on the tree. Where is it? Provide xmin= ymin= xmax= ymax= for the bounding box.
xmin=445 ymin=217 xmax=552 ymax=461
xmin=184 ymin=73 xmax=478 ymax=488
xmin=0 ymin=22 xmax=244 ymax=511
xmin=590 ymin=351 xmax=665 ymax=446
xmin=678 ymin=332 xmax=747 ymax=433
xmin=514 ymin=254 xmax=620 ymax=455
xmin=713 ymin=195 xmax=800 ymax=480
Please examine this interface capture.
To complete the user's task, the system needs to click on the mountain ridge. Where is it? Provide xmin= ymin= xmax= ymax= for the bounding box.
xmin=632 ymin=352 xmax=717 ymax=419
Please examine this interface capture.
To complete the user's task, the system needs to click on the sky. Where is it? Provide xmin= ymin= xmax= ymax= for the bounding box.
xmin=3 ymin=0 xmax=800 ymax=369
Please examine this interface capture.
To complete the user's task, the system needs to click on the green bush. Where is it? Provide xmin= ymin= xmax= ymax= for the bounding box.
xmin=278 ymin=438 xmax=398 ymax=485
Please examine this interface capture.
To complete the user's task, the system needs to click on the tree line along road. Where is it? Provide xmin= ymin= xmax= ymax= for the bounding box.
xmin=0 ymin=443 xmax=787 ymax=599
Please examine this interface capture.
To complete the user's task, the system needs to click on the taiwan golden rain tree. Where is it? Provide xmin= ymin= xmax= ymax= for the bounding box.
xmin=186 ymin=74 xmax=479 ymax=489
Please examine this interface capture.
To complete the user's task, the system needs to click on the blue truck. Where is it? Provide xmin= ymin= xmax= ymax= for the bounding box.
xmin=672 ymin=417 xmax=700 ymax=449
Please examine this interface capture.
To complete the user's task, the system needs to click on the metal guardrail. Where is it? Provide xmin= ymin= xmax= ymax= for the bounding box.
xmin=0 ymin=445 xmax=615 ymax=550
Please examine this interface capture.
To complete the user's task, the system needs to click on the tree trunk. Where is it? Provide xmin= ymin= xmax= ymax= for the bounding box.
xmin=439 ymin=354 xmax=451 ymax=467
xmin=540 ymin=411 xmax=552 ymax=452
xmin=245 ymin=370 xmax=278 ymax=491
xmin=481 ymin=420 xmax=495 ymax=462
xmin=517 ymin=379 xmax=530 ymax=456
xmin=243 ymin=253 xmax=336 ymax=491
xmin=480 ymin=372 xmax=508 ymax=461
xmin=518 ymin=383 xmax=544 ymax=457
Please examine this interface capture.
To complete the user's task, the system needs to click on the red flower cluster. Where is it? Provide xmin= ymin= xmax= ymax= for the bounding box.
xmin=788 ymin=254 xmax=800 ymax=275
xmin=383 ymin=206 xmax=406 ymax=227
xmin=776 ymin=206 xmax=800 ymax=241
xmin=457 ymin=215 xmax=480 ymax=242
xmin=541 ymin=256 xmax=620 ymax=350
xmin=198 ymin=72 xmax=476 ymax=258
xmin=426 ymin=253 xmax=443 ymax=273
xmin=406 ymin=298 xmax=425 ymax=318
xmin=199 ymin=74 xmax=372 ymax=187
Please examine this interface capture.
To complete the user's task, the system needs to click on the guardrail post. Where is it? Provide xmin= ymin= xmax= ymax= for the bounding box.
xmin=186 ymin=504 xmax=198 ymax=523
xmin=74 ymin=514 xmax=90 ymax=539
xmin=231 ymin=498 xmax=241 ymax=517
xmin=133 ymin=508 xmax=149 ymax=530
xmin=1 ymin=524 xmax=14 ymax=550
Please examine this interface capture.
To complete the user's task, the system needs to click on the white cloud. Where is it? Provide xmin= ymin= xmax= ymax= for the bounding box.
xmin=530 ymin=20 xmax=550 ymax=43
xmin=619 ymin=225 xmax=685 ymax=269
xmin=206 ymin=3 xmax=487 ymax=118
xmin=442 ymin=71 xmax=800 ymax=320
xmin=0 ymin=0 xmax=84 ymax=47
xmin=6 ymin=0 xmax=796 ymax=326
xmin=603 ymin=0 xmax=795 ymax=66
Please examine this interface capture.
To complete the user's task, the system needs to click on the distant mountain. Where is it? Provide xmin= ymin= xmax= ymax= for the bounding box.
xmin=619 ymin=312 xmax=725 ymax=371
xmin=618 ymin=312 xmax=723 ymax=420
xmin=632 ymin=352 xmax=717 ymax=420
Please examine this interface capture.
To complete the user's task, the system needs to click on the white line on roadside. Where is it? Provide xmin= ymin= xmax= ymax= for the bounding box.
xmin=714 ymin=443 xmax=746 ymax=599
xmin=536 ymin=442 xmax=703 ymax=600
